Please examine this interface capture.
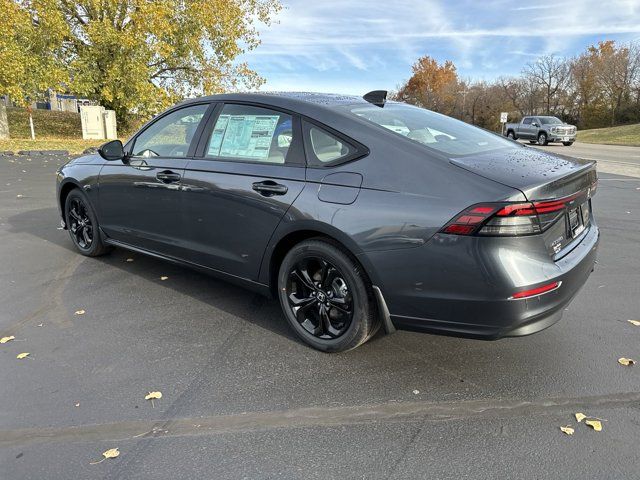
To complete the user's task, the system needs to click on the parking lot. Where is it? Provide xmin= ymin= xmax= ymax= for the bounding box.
xmin=1 ymin=148 xmax=639 ymax=479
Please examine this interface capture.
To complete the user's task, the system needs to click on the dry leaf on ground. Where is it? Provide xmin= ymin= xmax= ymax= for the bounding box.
xmin=74 ymin=310 xmax=85 ymax=315
xmin=628 ymin=320 xmax=640 ymax=326
xmin=145 ymin=391 xmax=162 ymax=408
xmin=575 ymin=412 xmax=587 ymax=422
xmin=90 ymin=448 xmax=120 ymax=464
xmin=16 ymin=352 xmax=30 ymax=359
xmin=560 ymin=426 xmax=574 ymax=435
xmin=1 ymin=335 xmax=15 ymax=344
xmin=585 ymin=420 xmax=602 ymax=431
xmin=618 ymin=357 xmax=636 ymax=366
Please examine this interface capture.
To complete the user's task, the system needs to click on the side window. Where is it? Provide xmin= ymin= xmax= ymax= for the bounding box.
xmin=131 ymin=104 xmax=208 ymax=158
xmin=205 ymin=104 xmax=294 ymax=164
xmin=522 ymin=118 xmax=532 ymax=125
xmin=303 ymin=121 xmax=362 ymax=166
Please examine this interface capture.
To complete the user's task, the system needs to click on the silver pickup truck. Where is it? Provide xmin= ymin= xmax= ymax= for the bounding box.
xmin=505 ymin=116 xmax=576 ymax=146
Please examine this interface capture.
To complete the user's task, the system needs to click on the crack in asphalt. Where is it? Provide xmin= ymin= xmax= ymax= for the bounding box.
xmin=2 ymin=391 xmax=639 ymax=448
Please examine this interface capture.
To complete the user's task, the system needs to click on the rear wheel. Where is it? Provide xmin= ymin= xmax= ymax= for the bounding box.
xmin=277 ymin=239 xmax=377 ymax=352
xmin=537 ymin=132 xmax=548 ymax=146
xmin=64 ymin=189 xmax=111 ymax=257
xmin=563 ymin=141 xmax=573 ymax=146
xmin=507 ymin=130 xmax=516 ymax=140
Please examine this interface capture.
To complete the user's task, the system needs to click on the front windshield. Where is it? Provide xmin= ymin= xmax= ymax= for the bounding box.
xmin=347 ymin=103 xmax=517 ymax=157
xmin=539 ymin=117 xmax=563 ymax=124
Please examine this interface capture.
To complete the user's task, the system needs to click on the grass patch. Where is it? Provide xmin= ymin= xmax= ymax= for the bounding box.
xmin=7 ymin=108 xmax=82 ymax=138
xmin=0 ymin=137 xmax=110 ymax=154
xmin=577 ymin=123 xmax=640 ymax=146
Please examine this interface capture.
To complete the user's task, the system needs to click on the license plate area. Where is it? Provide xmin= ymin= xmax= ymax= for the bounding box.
xmin=567 ymin=201 xmax=590 ymax=239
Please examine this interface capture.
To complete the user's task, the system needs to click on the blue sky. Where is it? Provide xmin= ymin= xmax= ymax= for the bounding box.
xmin=240 ymin=0 xmax=640 ymax=94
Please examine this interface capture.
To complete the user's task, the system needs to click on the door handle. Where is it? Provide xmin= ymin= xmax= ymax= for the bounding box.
xmin=252 ymin=180 xmax=288 ymax=196
xmin=156 ymin=170 xmax=181 ymax=183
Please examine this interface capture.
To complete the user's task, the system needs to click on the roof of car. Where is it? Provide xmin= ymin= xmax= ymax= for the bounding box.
xmin=179 ymin=92 xmax=371 ymax=113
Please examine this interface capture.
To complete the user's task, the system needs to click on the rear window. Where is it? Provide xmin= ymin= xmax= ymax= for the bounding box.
xmin=347 ymin=103 xmax=517 ymax=157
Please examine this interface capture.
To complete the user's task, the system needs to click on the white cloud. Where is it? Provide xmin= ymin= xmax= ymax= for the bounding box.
xmin=240 ymin=0 xmax=640 ymax=92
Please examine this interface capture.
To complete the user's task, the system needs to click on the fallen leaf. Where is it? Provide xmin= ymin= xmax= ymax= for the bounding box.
xmin=628 ymin=320 xmax=640 ymax=326
xmin=585 ymin=420 xmax=602 ymax=432
xmin=145 ymin=391 xmax=162 ymax=400
xmin=160 ymin=276 xmax=168 ymax=281
xmin=125 ymin=258 xmax=134 ymax=262
xmin=1 ymin=335 xmax=15 ymax=344
xmin=75 ymin=309 xmax=86 ymax=315
xmin=16 ymin=352 xmax=30 ymax=359
xmin=90 ymin=448 xmax=120 ymax=464
xmin=560 ymin=426 xmax=574 ymax=435
xmin=575 ymin=412 xmax=587 ymax=423
xmin=618 ymin=357 xmax=636 ymax=366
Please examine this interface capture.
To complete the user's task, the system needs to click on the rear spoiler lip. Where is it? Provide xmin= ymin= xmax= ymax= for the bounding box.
xmin=520 ymin=160 xmax=597 ymax=201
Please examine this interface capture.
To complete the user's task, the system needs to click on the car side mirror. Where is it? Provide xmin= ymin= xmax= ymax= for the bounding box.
xmin=98 ymin=140 xmax=125 ymax=161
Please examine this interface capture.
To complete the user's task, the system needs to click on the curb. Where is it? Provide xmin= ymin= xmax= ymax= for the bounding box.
xmin=0 ymin=151 xmax=14 ymax=156
xmin=17 ymin=150 xmax=70 ymax=156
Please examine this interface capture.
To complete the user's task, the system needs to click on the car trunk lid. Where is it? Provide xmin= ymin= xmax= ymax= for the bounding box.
xmin=450 ymin=146 xmax=597 ymax=258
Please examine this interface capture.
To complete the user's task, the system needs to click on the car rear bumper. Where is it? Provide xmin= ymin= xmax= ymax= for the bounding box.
xmin=367 ymin=221 xmax=599 ymax=340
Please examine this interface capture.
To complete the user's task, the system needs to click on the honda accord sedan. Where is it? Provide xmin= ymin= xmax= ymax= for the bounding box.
xmin=56 ymin=91 xmax=599 ymax=352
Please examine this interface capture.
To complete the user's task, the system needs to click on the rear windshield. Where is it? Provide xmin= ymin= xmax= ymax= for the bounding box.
xmin=347 ymin=103 xmax=517 ymax=157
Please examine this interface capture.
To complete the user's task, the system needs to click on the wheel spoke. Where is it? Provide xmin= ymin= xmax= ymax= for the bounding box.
xmin=328 ymin=298 xmax=350 ymax=314
xmin=318 ymin=306 xmax=335 ymax=338
xmin=69 ymin=209 xmax=80 ymax=221
xmin=82 ymin=227 xmax=91 ymax=245
xmin=293 ymin=267 xmax=315 ymax=291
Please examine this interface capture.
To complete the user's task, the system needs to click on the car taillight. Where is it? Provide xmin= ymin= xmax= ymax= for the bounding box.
xmin=440 ymin=190 xmax=591 ymax=237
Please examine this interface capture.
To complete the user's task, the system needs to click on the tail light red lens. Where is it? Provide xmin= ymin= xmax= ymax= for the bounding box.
xmin=440 ymin=188 xmax=594 ymax=237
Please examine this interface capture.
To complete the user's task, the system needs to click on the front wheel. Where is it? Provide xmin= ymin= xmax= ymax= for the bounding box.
xmin=64 ymin=189 xmax=111 ymax=257
xmin=563 ymin=141 xmax=574 ymax=146
xmin=507 ymin=131 xmax=516 ymax=140
xmin=277 ymin=240 xmax=378 ymax=352
xmin=537 ymin=132 xmax=548 ymax=146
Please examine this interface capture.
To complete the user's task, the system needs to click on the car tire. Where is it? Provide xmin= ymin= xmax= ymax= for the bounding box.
xmin=562 ymin=141 xmax=573 ymax=146
xmin=507 ymin=131 xmax=516 ymax=140
xmin=537 ymin=132 xmax=548 ymax=146
xmin=64 ymin=188 xmax=111 ymax=257
xmin=277 ymin=239 xmax=378 ymax=352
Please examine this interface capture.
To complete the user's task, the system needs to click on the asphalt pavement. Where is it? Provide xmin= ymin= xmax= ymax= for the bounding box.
xmin=1 ymin=147 xmax=639 ymax=479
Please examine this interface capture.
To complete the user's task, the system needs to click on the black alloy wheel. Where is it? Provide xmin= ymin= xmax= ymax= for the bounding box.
xmin=287 ymin=256 xmax=354 ymax=339
xmin=278 ymin=240 xmax=378 ymax=352
xmin=64 ymin=189 xmax=111 ymax=257
xmin=68 ymin=196 xmax=93 ymax=250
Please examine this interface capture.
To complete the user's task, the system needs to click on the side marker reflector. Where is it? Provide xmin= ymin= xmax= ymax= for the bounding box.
xmin=510 ymin=281 xmax=561 ymax=300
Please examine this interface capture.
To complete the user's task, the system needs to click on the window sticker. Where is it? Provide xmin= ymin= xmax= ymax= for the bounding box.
xmin=208 ymin=114 xmax=280 ymax=159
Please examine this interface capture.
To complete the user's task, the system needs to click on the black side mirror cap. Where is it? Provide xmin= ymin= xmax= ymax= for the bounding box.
xmin=98 ymin=140 xmax=125 ymax=161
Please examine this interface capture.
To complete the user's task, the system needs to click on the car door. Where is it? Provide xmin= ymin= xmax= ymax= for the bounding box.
xmin=180 ymin=103 xmax=306 ymax=280
xmin=521 ymin=117 xmax=533 ymax=139
xmin=98 ymin=103 xmax=212 ymax=258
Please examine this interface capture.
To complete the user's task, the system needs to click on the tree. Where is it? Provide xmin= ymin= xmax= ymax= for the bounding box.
xmin=5 ymin=0 xmax=280 ymax=125
xmin=522 ymin=55 xmax=570 ymax=115
xmin=0 ymin=0 xmax=68 ymax=136
xmin=395 ymin=56 xmax=460 ymax=115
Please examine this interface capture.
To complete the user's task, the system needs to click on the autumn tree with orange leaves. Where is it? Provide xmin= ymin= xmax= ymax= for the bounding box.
xmin=395 ymin=56 xmax=462 ymax=116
